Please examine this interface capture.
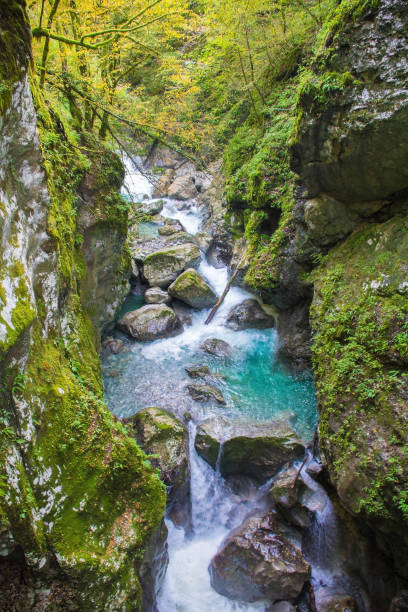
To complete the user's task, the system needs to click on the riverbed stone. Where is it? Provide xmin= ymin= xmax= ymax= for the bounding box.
xmin=102 ymin=337 xmax=125 ymax=354
xmin=200 ymin=337 xmax=231 ymax=357
xmin=194 ymin=418 xmax=305 ymax=483
xmin=153 ymin=168 xmax=175 ymax=197
xmin=126 ymin=407 xmax=189 ymax=516
xmin=145 ymin=287 xmax=171 ymax=304
xmin=269 ymin=465 xmax=314 ymax=529
xmin=315 ymin=592 xmax=358 ymax=612
xmin=185 ymin=365 xmax=211 ymax=379
xmin=172 ymin=300 xmax=194 ymax=326
xmin=117 ymin=304 xmax=182 ymax=341
xmin=187 ymin=383 xmax=226 ymax=405
xmin=209 ymin=511 xmax=310 ymax=602
xmin=158 ymin=220 xmax=185 ymax=236
xmin=225 ymin=299 xmax=275 ymax=331
xmin=168 ymin=269 xmax=217 ymax=309
xmin=143 ymin=244 xmax=201 ymax=288
xmin=167 ymin=175 xmax=198 ymax=200
xmin=136 ymin=199 xmax=164 ymax=216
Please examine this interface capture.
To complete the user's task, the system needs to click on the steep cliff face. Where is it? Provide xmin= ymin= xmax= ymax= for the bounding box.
xmin=0 ymin=2 xmax=165 ymax=609
xmin=225 ymin=0 xmax=408 ymax=583
xmin=292 ymin=0 xmax=408 ymax=574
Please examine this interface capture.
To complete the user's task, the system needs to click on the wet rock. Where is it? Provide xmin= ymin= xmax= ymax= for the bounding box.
xmin=126 ymin=407 xmax=190 ymax=519
xmin=167 ymin=175 xmax=198 ymax=201
xmin=306 ymin=458 xmax=323 ymax=479
xmin=195 ymin=418 xmax=305 ymax=483
xmin=117 ymin=304 xmax=182 ymax=341
xmin=209 ymin=511 xmax=310 ymax=602
xmin=268 ymin=603 xmax=296 ymax=612
xmin=316 ymin=591 xmax=358 ymax=612
xmin=389 ymin=591 xmax=408 ymax=612
xmin=225 ymin=298 xmax=275 ymax=331
xmin=153 ymin=168 xmax=175 ymax=197
xmin=105 ymin=369 xmax=120 ymax=378
xmin=139 ymin=520 xmax=169 ymax=612
xmin=131 ymin=228 xmax=198 ymax=264
xmin=187 ymin=383 xmax=226 ymax=405
xmin=269 ymin=466 xmax=312 ymax=529
xmin=195 ymin=231 xmax=213 ymax=253
xmin=145 ymin=287 xmax=171 ymax=304
xmin=172 ymin=300 xmax=194 ymax=326
xmin=136 ymin=199 xmax=164 ymax=216
xmin=102 ymin=337 xmax=125 ymax=354
xmin=143 ymin=244 xmax=201 ymax=288
xmin=168 ymin=269 xmax=218 ymax=309
xmin=130 ymin=259 xmax=140 ymax=283
xmin=185 ymin=365 xmax=211 ymax=379
xmin=158 ymin=221 xmax=185 ymax=236
xmin=200 ymin=338 xmax=232 ymax=357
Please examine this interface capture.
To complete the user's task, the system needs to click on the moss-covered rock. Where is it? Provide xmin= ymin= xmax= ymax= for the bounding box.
xmin=311 ymin=213 xmax=408 ymax=572
xmin=117 ymin=304 xmax=182 ymax=341
xmin=187 ymin=383 xmax=226 ymax=405
xmin=195 ymin=418 xmax=305 ymax=483
xmin=126 ymin=407 xmax=190 ymax=525
xmin=200 ymin=337 xmax=231 ymax=357
xmin=143 ymin=244 xmax=201 ymax=288
xmin=168 ymin=268 xmax=217 ymax=309
xmin=225 ymin=298 xmax=275 ymax=330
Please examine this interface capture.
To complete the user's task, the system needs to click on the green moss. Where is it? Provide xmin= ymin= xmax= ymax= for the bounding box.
xmin=0 ymin=0 xmax=31 ymax=116
xmin=316 ymin=0 xmax=380 ymax=51
xmin=311 ymin=214 xmax=408 ymax=526
xmin=0 ymin=63 xmax=164 ymax=608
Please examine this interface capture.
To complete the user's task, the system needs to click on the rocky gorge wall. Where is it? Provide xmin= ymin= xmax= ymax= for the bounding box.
xmin=230 ymin=0 xmax=408 ymax=585
xmin=294 ymin=0 xmax=408 ymax=577
xmin=0 ymin=2 xmax=165 ymax=609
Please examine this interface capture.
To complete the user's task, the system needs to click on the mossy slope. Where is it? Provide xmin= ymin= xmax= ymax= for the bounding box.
xmin=0 ymin=3 xmax=165 ymax=609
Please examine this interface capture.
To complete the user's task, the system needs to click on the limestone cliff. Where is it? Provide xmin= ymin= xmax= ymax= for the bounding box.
xmin=0 ymin=2 xmax=165 ymax=609
xmin=293 ymin=0 xmax=408 ymax=575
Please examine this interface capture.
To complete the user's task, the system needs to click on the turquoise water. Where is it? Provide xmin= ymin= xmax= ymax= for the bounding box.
xmin=117 ymin=291 xmax=145 ymax=319
xmin=137 ymin=221 xmax=160 ymax=239
xmin=103 ymin=324 xmax=317 ymax=441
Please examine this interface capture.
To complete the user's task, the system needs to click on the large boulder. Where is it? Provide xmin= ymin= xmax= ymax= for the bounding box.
xmin=168 ymin=269 xmax=217 ymax=309
xmin=145 ymin=287 xmax=171 ymax=304
xmin=225 ymin=298 xmax=275 ymax=330
xmin=209 ymin=512 xmax=310 ymax=602
xmin=136 ymin=199 xmax=164 ymax=216
xmin=143 ymin=244 xmax=201 ymax=288
xmin=126 ymin=407 xmax=190 ymax=524
xmin=187 ymin=383 xmax=226 ymax=405
xmin=153 ymin=168 xmax=175 ymax=197
xmin=167 ymin=175 xmax=198 ymax=200
xmin=269 ymin=464 xmax=327 ymax=529
xmin=117 ymin=305 xmax=182 ymax=341
xmin=200 ymin=337 xmax=231 ymax=357
xmin=102 ymin=336 xmax=125 ymax=354
xmin=158 ymin=220 xmax=185 ymax=236
xmin=131 ymin=228 xmax=198 ymax=264
xmin=195 ymin=418 xmax=305 ymax=483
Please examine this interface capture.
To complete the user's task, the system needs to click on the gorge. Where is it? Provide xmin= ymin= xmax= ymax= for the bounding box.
xmin=1 ymin=0 xmax=408 ymax=610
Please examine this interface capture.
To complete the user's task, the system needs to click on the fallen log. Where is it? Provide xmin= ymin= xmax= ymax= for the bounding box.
xmin=205 ymin=267 xmax=240 ymax=325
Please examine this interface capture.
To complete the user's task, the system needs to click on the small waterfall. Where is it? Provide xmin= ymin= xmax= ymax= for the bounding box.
xmin=157 ymin=423 xmax=269 ymax=612
xmin=103 ymin=155 xmax=319 ymax=611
